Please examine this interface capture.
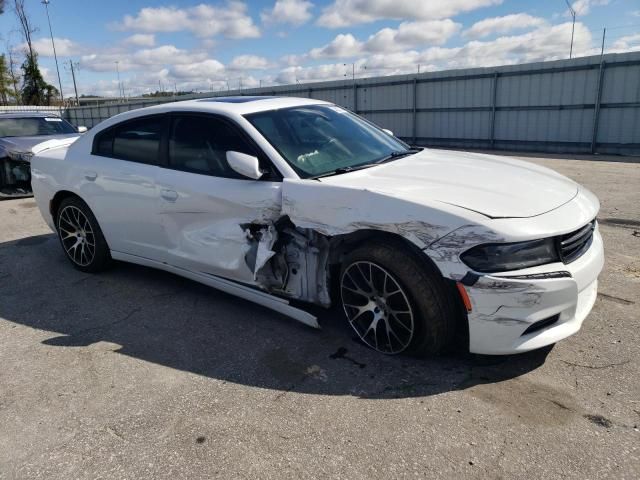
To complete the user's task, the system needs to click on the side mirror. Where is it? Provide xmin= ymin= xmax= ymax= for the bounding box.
xmin=77 ymin=126 xmax=88 ymax=133
xmin=382 ymin=128 xmax=394 ymax=136
xmin=226 ymin=151 xmax=263 ymax=180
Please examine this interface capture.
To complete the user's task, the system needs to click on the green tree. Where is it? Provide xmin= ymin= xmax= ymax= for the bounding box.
xmin=13 ymin=0 xmax=58 ymax=105
xmin=0 ymin=54 xmax=13 ymax=105
xmin=20 ymin=53 xmax=53 ymax=105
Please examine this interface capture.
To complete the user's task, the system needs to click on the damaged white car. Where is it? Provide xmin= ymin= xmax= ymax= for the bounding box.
xmin=31 ymin=96 xmax=604 ymax=355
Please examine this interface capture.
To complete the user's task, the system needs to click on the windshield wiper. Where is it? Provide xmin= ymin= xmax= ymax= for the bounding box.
xmin=310 ymin=163 xmax=378 ymax=179
xmin=310 ymin=148 xmax=423 ymax=180
xmin=374 ymin=147 xmax=423 ymax=164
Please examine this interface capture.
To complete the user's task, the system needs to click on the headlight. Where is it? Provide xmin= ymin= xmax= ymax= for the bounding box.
xmin=7 ymin=151 xmax=34 ymax=162
xmin=460 ymin=238 xmax=559 ymax=273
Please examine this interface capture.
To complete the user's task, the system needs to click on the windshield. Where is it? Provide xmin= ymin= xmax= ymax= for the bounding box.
xmin=0 ymin=116 xmax=78 ymax=137
xmin=245 ymin=105 xmax=410 ymax=178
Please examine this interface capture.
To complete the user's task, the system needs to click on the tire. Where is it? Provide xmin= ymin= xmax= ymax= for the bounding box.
xmin=339 ymin=240 xmax=456 ymax=356
xmin=56 ymin=196 xmax=112 ymax=273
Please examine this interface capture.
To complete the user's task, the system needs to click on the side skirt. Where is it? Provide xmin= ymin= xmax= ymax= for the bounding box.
xmin=110 ymin=251 xmax=320 ymax=329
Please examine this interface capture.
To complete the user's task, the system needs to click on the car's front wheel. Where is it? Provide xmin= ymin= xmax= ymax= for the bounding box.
xmin=56 ymin=196 xmax=112 ymax=273
xmin=340 ymin=241 xmax=456 ymax=356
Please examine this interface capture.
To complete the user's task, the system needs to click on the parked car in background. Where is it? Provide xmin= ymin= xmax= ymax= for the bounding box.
xmin=31 ymin=96 xmax=604 ymax=356
xmin=0 ymin=111 xmax=86 ymax=198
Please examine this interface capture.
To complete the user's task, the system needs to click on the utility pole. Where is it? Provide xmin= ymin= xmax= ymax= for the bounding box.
xmin=115 ymin=61 xmax=122 ymax=100
xmin=66 ymin=60 xmax=79 ymax=105
xmin=600 ymin=28 xmax=607 ymax=58
xmin=344 ymin=62 xmax=355 ymax=82
xmin=564 ymin=0 xmax=576 ymax=59
xmin=42 ymin=0 xmax=64 ymax=105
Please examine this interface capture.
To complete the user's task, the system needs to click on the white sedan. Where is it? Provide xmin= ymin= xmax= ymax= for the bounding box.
xmin=31 ymin=96 xmax=604 ymax=356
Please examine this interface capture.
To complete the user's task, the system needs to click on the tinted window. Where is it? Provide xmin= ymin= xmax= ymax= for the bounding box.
xmin=168 ymin=115 xmax=255 ymax=178
xmin=94 ymin=116 xmax=163 ymax=165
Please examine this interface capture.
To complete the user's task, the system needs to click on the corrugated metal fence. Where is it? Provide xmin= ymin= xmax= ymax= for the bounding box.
xmin=64 ymin=51 xmax=640 ymax=155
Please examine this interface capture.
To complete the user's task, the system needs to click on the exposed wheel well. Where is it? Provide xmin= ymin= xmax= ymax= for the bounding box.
xmin=328 ymin=229 xmax=443 ymax=278
xmin=50 ymin=190 xmax=83 ymax=224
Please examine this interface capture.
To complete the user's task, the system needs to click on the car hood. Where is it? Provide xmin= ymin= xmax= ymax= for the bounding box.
xmin=1 ymin=134 xmax=79 ymax=154
xmin=318 ymin=149 xmax=579 ymax=218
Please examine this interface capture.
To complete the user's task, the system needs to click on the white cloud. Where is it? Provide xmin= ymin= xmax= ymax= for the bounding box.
xmin=80 ymin=45 xmax=208 ymax=72
xmin=422 ymin=22 xmax=593 ymax=69
xmin=133 ymin=46 xmax=207 ymax=65
xmin=262 ymin=0 xmax=314 ymax=26
xmin=170 ymin=59 xmax=226 ymax=80
xmin=463 ymin=14 xmax=547 ymax=38
xmin=19 ymin=37 xmax=79 ymax=57
xmin=229 ymin=54 xmax=271 ymax=70
xmin=609 ymin=33 xmax=640 ymax=53
xmin=317 ymin=0 xmax=503 ymax=28
xmin=365 ymin=19 xmax=462 ymax=51
xmin=275 ymin=62 xmax=357 ymax=84
xmin=123 ymin=34 xmax=156 ymax=47
xmin=309 ymin=33 xmax=361 ymax=58
xmin=279 ymin=21 xmax=594 ymax=83
xmin=118 ymin=2 xmax=260 ymax=39
xmin=309 ymin=20 xmax=461 ymax=58
xmin=570 ymin=0 xmax=609 ymax=16
xmin=201 ymin=39 xmax=217 ymax=49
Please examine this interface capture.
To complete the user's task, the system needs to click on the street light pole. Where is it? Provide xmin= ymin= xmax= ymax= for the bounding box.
xmin=42 ymin=0 xmax=64 ymax=105
xmin=564 ymin=0 xmax=576 ymax=59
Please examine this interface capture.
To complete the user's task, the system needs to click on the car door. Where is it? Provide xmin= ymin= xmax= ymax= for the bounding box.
xmin=82 ymin=114 xmax=167 ymax=260
xmin=156 ymin=113 xmax=283 ymax=284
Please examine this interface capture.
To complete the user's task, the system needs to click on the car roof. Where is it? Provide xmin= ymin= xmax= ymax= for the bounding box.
xmin=0 ymin=111 xmax=62 ymax=119
xmin=140 ymin=95 xmax=332 ymax=116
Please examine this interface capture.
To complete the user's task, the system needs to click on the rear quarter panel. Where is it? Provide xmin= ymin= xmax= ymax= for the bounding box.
xmin=31 ymin=145 xmax=74 ymax=230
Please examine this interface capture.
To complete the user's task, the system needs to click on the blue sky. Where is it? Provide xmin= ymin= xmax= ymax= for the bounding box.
xmin=1 ymin=0 xmax=638 ymax=98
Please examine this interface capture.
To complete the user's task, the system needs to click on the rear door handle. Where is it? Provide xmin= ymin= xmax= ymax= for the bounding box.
xmin=161 ymin=189 xmax=178 ymax=202
xmin=84 ymin=171 xmax=97 ymax=181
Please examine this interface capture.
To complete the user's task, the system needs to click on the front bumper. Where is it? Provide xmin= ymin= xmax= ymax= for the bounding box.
xmin=0 ymin=157 xmax=32 ymax=198
xmin=464 ymin=227 xmax=604 ymax=355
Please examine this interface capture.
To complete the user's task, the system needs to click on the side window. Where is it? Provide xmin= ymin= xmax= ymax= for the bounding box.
xmin=94 ymin=116 xmax=163 ymax=165
xmin=168 ymin=115 xmax=255 ymax=179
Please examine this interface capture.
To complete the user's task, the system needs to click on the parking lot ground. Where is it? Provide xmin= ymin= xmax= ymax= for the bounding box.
xmin=0 ymin=154 xmax=638 ymax=479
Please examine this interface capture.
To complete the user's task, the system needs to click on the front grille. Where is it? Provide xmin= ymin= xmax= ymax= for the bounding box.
xmin=558 ymin=220 xmax=596 ymax=264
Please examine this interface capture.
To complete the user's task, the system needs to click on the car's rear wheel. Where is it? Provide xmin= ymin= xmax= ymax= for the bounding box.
xmin=340 ymin=241 xmax=456 ymax=356
xmin=56 ymin=197 xmax=111 ymax=272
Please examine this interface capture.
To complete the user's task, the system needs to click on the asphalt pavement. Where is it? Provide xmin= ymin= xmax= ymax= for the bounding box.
xmin=0 ymin=154 xmax=638 ymax=479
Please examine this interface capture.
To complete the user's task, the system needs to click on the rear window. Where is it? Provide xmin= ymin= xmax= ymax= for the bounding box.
xmin=94 ymin=116 xmax=163 ymax=165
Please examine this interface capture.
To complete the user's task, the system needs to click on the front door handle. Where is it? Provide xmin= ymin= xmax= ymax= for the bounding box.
xmin=84 ymin=171 xmax=97 ymax=181
xmin=161 ymin=189 xmax=178 ymax=202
